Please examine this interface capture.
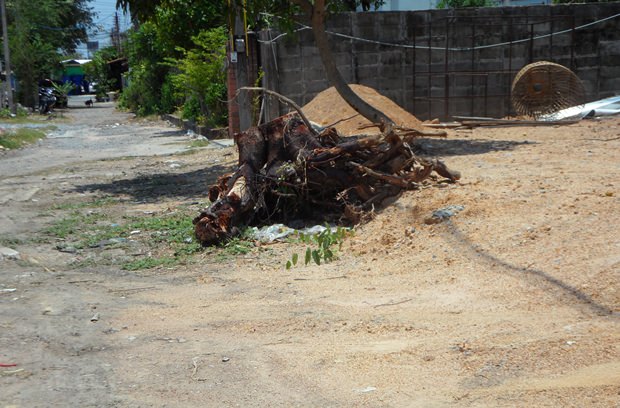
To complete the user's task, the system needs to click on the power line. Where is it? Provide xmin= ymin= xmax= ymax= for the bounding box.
xmin=94 ymin=13 xmax=116 ymax=24
xmin=258 ymin=11 xmax=620 ymax=52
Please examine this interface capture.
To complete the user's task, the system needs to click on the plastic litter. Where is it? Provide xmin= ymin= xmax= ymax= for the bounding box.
xmin=433 ymin=205 xmax=464 ymax=219
xmin=425 ymin=205 xmax=465 ymax=224
xmin=538 ymin=95 xmax=620 ymax=121
xmin=250 ymin=224 xmax=346 ymax=243
xmin=250 ymin=224 xmax=295 ymax=242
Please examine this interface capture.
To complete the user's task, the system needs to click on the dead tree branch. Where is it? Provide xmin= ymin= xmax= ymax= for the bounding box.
xmin=237 ymin=86 xmax=318 ymax=136
xmin=193 ymin=113 xmax=460 ymax=246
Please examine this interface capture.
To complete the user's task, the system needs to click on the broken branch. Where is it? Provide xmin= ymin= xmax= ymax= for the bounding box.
xmin=237 ymin=86 xmax=318 ymax=136
xmin=194 ymin=113 xmax=460 ymax=246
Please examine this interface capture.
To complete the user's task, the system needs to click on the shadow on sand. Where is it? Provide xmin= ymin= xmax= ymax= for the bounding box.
xmin=442 ymin=220 xmax=614 ymax=317
xmin=73 ymin=164 xmax=233 ymax=203
xmin=414 ymin=137 xmax=534 ymax=157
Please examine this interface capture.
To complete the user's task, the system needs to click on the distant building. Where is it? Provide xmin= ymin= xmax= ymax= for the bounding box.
xmin=60 ymin=59 xmax=92 ymax=94
xmin=106 ymin=57 xmax=129 ymax=91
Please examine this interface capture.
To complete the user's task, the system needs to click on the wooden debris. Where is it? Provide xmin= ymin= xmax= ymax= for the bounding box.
xmin=422 ymin=122 xmax=463 ymax=129
xmin=194 ymin=113 xmax=460 ymax=246
xmin=452 ymin=116 xmax=580 ymax=128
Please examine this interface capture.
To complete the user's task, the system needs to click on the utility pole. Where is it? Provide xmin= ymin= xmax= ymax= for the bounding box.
xmin=0 ymin=0 xmax=14 ymax=114
xmin=112 ymin=12 xmax=121 ymax=54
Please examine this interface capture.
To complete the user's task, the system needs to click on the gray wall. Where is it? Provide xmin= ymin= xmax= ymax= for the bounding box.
xmin=259 ymin=2 xmax=620 ymax=121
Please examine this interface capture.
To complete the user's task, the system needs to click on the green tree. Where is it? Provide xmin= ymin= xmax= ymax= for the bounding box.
xmin=166 ymin=27 xmax=228 ymax=126
xmin=118 ymin=21 xmax=169 ymax=115
xmin=117 ymin=1 xmax=226 ymax=117
xmin=436 ymin=0 xmax=493 ymax=8
xmin=5 ymin=0 xmax=94 ymax=107
xmin=83 ymin=46 xmax=119 ymax=99
xmin=118 ymin=0 xmax=392 ymax=128
xmin=148 ymin=1 xmax=225 ymax=53
xmin=116 ymin=0 xmax=161 ymax=23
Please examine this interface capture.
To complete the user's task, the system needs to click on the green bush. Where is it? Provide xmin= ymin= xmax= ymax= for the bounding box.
xmin=160 ymin=74 xmax=180 ymax=114
xmin=118 ymin=64 xmax=162 ymax=116
xmin=166 ymin=27 xmax=228 ymax=128
xmin=83 ymin=46 xmax=119 ymax=100
xmin=181 ymin=94 xmax=202 ymax=123
xmin=118 ymin=22 xmax=168 ymax=116
xmin=16 ymin=105 xmax=29 ymax=117
xmin=0 ymin=105 xmax=28 ymax=118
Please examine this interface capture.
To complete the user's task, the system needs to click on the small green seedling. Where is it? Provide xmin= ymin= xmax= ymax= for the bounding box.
xmin=286 ymin=226 xmax=351 ymax=269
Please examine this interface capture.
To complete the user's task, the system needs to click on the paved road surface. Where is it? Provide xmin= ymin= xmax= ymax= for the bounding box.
xmin=0 ymin=97 xmax=189 ymax=178
xmin=0 ymin=99 xmax=192 ymax=236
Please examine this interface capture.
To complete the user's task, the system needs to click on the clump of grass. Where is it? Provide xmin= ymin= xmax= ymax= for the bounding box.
xmin=188 ymin=139 xmax=210 ymax=148
xmin=0 ymin=106 xmax=65 ymax=124
xmin=52 ymin=197 xmax=119 ymax=210
xmin=122 ymin=256 xmax=178 ymax=271
xmin=45 ymin=202 xmax=268 ymax=270
xmin=124 ymin=212 xmax=196 ymax=244
xmin=176 ymin=149 xmax=202 ymax=156
xmin=204 ymin=229 xmax=256 ymax=263
xmin=220 ymin=235 xmax=253 ymax=255
xmin=44 ymin=211 xmax=106 ymax=239
xmin=0 ymin=128 xmax=46 ymax=149
xmin=0 ymin=237 xmax=23 ymax=246
xmin=46 ymin=206 xmax=203 ymax=270
xmin=0 ymin=106 xmax=29 ymax=119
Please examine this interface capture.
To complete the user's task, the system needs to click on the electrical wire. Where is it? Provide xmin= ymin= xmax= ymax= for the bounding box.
xmin=256 ymin=11 xmax=620 ymax=52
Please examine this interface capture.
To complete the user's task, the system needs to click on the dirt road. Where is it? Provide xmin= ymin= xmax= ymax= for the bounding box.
xmin=1 ymin=101 xmax=618 ymax=407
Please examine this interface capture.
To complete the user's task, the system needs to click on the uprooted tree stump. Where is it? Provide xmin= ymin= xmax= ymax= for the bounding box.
xmin=193 ymin=113 xmax=460 ymax=246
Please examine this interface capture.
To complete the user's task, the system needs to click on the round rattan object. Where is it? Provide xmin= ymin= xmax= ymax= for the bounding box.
xmin=511 ymin=61 xmax=585 ymax=118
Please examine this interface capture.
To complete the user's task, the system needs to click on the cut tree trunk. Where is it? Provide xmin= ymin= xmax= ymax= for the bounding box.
xmin=193 ymin=113 xmax=459 ymax=246
xmin=290 ymin=0 xmax=395 ymax=130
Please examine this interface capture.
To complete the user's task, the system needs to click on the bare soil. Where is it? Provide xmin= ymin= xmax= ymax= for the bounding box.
xmin=0 ymin=100 xmax=618 ymax=407
xmin=303 ymin=85 xmax=425 ymax=135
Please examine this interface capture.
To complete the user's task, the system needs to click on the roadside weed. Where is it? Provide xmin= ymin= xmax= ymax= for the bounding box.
xmin=122 ymin=256 xmax=178 ymax=271
xmin=188 ymin=139 xmax=210 ymax=148
xmin=222 ymin=236 xmax=253 ymax=255
xmin=0 ymin=128 xmax=46 ymax=149
xmin=286 ymin=226 xmax=352 ymax=269
xmin=44 ymin=211 xmax=106 ymax=239
xmin=0 ymin=237 xmax=23 ymax=247
xmin=45 ymin=205 xmax=202 ymax=270
xmin=42 ymin=200 xmax=299 ymax=270
xmin=52 ymin=197 xmax=119 ymax=210
xmin=212 ymin=230 xmax=256 ymax=262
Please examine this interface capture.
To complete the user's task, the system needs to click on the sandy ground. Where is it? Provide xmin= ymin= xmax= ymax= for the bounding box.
xmin=0 ymin=100 xmax=618 ymax=407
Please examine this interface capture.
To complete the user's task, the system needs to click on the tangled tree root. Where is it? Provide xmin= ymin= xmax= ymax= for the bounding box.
xmin=193 ymin=113 xmax=460 ymax=246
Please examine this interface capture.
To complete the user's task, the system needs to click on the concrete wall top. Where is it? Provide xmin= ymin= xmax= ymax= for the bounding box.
xmin=259 ymin=2 xmax=620 ymax=120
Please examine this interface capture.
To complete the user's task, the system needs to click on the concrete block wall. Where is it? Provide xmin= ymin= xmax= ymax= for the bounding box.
xmin=259 ymin=2 xmax=620 ymax=121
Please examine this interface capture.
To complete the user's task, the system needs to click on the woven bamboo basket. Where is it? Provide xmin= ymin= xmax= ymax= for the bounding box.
xmin=511 ymin=61 xmax=585 ymax=118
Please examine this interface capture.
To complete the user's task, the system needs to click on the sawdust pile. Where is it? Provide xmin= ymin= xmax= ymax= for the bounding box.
xmin=303 ymin=84 xmax=424 ymax=135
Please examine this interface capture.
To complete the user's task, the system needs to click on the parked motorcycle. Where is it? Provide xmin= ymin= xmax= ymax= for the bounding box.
xmin=38 ymin=87 xmax=57 ymax=114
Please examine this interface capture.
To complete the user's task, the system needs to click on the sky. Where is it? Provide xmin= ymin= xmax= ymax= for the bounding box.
xmin=75 ymin=0 xmax=132 ymax=58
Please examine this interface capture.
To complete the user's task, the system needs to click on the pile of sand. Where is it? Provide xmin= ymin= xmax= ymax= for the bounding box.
xmin=302 ymin=84 xmax=424 ymax=136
